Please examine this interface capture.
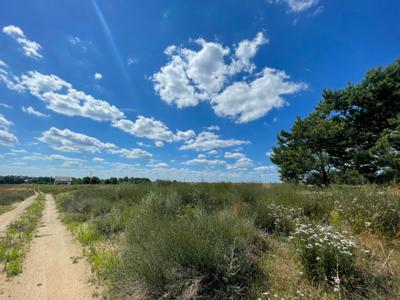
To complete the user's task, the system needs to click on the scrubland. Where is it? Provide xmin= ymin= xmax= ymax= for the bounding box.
xmin=40 ymin=183 xmax=400 ymax=299
xmin=0 ymin=185 xmax=34 ymax=215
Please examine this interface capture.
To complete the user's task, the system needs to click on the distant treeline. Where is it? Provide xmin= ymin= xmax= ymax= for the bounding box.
xmin=0 ymin=176 xmax=54 ymax=184
xmin=0 ymin=176 xmax=151 ymax=185
xmin=75 ymin=176 xmax=151 ymax=184
xmin=272 ymin=59 xmax=400 ymax=185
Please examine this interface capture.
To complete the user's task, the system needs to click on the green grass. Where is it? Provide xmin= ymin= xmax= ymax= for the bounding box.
xmin=0 ymin=194 xmax=45 ymax=276
xmin=0 ymin=184 xmax=34 ymax=215
xmin=43 ymin=183 xmax=400 ymax=299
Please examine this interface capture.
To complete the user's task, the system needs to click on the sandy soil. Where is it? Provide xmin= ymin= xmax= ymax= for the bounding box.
xmin=0 ymin=195 xmax=98 ymax=300
xmin=0 ymin=194 xmax=37 ymax=233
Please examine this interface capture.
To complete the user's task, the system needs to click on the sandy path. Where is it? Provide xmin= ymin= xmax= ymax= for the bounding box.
xmin=0 ymin=194 xmax=37 ymax=233
xmin=0 ymin=195 xmax=97 ymax=300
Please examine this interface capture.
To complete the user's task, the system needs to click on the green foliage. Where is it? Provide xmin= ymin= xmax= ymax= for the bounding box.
xmin=273 ymin=59 xmax=400 ymax=185
xmin=0 ymin=195 xmax=45 ymax=277
xmin=291 ymin=224 xmax=357 ymax=284
xmin=116 ymin=206 xmax=265 ymax=299
xmin=51 ymin=183 xmax=400 ymax=299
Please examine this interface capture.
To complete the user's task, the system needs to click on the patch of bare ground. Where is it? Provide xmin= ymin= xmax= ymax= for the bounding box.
xmin=0 ymin=195 xmax=100 ymax=300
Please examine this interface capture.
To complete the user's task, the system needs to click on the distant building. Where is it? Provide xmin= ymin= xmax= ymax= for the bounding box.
xmin=54 ymin=176 xmax=73 ymax=185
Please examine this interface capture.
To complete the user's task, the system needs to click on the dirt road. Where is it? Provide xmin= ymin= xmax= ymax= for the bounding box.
xmin=0 ymin=194 xmax=37 ymax=233
xmin=0 ymin=195 xmax=97 ymax=300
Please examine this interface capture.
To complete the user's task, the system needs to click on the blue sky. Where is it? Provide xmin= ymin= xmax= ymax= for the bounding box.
xmin=0 ymin=0 xmax=399 ymax=182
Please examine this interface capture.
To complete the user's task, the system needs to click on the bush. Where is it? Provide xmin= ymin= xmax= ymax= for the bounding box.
xmin=113 ymin=206 xmax=265 ymax=299
xmin=254 ymin=203 xmax=303 ymax=236
xmin=290 ymin=224 xmax=357 ymax=284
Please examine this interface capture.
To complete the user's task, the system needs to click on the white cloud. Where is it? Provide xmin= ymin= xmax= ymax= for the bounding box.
xmin=180 ymin=131 xmax=249 ymax=151
xmin=0 ymin=68 xmax=197 ymax=144
xmin=153 ymin=32 xmax=306 ymax=123
xmin=212 ymin=68 xmax=306 ymax=123
xmin=68 ymin=36 xmax=81 ymax=45
xmin=205 ymin=125 xmax=220 ymax=131
xmin=254 ymin=165 xmax=277 ymax=172
xmin=270 ymin=0 xmax=320 ymax=12
xmin=127 ymin=56 xmax=138 ymax=66
xmin=3 ymin=25 xmax=42 ymax=59
xmin=38 ymin=127 xmax=116 ymax=153
xmin=0 ymin=60 xmax=7 ymax=68
xmin=93 ymin=157 xmax=105 ymax=162
xmin=22 ymin=106 xmax=50 ymax=118
xmin=38 ymin=127 xmax=151 ymax=160
xmin=155 ymin=141 xmax=164 ymax=147
xmin=224 ymin=152 xmax=246 ymax=159
xmin=94 ymin=72 xmax=102 ymax=80
xmin=0 ymin=103 xmax=12 ymax=109
xmin=185 ymin=158 xmax=226 ymax=166
xmin=0 ymin=113 xmax=12 ymax=129
xmin=109 ymin=148 xmax=152 ymax=159
xmin=112 ymin=116 xmax=194 ymax=143
xmin=0 ymin=130 xmax=18 ymax=146
xmin=266 ymin=151 xmax=273 ymax=158
xmin=229 ymin=32 xmax=268 ymax=74
xmin=197 ymin=154 xmax=207 ymax=159
xmin=226 ymin=157 xmax=253 ymax=170
xmin=19 ymin=71 xmax=124 ymax=121
xmin=207 ymin=150 xmax=219 ymax=156
xmin=10 ymin=149 xmax=27 ymax=154
xmin=148 ymin=162 xmax=168 ymax=169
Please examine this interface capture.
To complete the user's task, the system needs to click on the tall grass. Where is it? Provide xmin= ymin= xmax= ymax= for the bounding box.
xmin=47 ymin=183 xmax=400 ymax=299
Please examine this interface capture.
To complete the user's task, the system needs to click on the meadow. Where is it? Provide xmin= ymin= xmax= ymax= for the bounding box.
xmin=0 ymin=184 xmax=35 ymax=215
xmin=40 ymin=183 xmax=400 ymax=299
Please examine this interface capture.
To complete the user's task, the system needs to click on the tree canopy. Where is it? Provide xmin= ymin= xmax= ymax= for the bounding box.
xmin=272 ymin=59 xmax=400 ymax=185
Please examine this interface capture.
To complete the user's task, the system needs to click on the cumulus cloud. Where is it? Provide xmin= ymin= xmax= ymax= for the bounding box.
xmin=205 ymin=125 xmax=220 ymax=131
xmin=153 ymin=32 xmax=306 ymax=123
xmin=112 ymin=116 xmax=194 ymax=143
xmin=3 ymin=25 xmax=42 ymax=59
xmin=19 ymin=71 xmax=124 ymax=121
xmin=0 ymin=130 xmax=18 ymax=146
xmin=185 ymin=158 xmax=226 ymax=166
xmin=180 ymin=131 xmax=249 ymax=151
xmin=270 ymin=0 xmax=320 ymax=12
xmin=38 ymin=127 xmax=152 ymax=160
xmin=94 ymin=72 xmax=102 ymax=80
xmin=0 ymin=67 xmax=197 ymax=144
xmin=93 ymin=157 xmax=105 ymax=162
xmin=0 ymin=114 xmax=17 ymax=146
xmin=213 ymin=68 xmax=306 ymax=123
xmin=22 ymin=106 xmax=50 ymax=118
xmin=254 ymin=165 xmax=277 ymax=172
xmin=224 ymin=152 xmax=246 ymax=159
xmin=226 ymin=157 xmax=253 ymax=170
xmin=0 ymin=113 xmax=12 ymax=129
xmin=155 ymin=141 xmax=164 ymax=147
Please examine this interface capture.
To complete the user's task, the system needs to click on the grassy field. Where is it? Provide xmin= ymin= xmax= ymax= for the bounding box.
xmin=0 ymin=194 xmax=46 ymax=276
xmin=0 ymin=185 xmax=35 ymax=215
xmin=40 ymin=183 xmax=400 ymax=299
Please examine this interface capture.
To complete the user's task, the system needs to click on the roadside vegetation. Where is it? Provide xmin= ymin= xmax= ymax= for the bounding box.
xmin=0 ymin=184 xmax=35 ymax=215
xmin=0 ymin=193 xmax=45 ymax=276
xmin=41 ymin=183 xmax=400 ymax=299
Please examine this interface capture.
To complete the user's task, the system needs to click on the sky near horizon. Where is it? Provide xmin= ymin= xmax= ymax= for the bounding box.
xmin=0 ymin=0 xmax=399 ymax=182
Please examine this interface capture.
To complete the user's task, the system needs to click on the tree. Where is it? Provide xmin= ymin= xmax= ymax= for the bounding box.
xmin=272 ymin=113 xmax=345 ymax=185
xmin=273 ymin=59 xmax=400 ymax=185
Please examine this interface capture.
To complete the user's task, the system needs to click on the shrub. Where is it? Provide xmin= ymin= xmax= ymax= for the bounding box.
xmin=290 ymin=224 xmax=357 ymax=285
xmin=254 ymin=203 xmax=303 ymax=236
xmin=113 ymin=207 xmax=265 ymax=299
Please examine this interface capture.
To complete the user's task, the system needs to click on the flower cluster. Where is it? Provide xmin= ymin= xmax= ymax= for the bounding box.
xmin=290 ymin=224 xmax=357 ymax=282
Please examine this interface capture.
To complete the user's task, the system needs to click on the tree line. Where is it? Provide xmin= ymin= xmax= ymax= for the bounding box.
xmin=0 ymin=176 xmax=151 ymax=185
xmin=272 ymin=59 xmax=400 ymax=185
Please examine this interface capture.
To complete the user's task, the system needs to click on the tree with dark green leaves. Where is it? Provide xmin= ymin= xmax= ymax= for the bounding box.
xmin=273 ymin=59 xmax=400 ymax=185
